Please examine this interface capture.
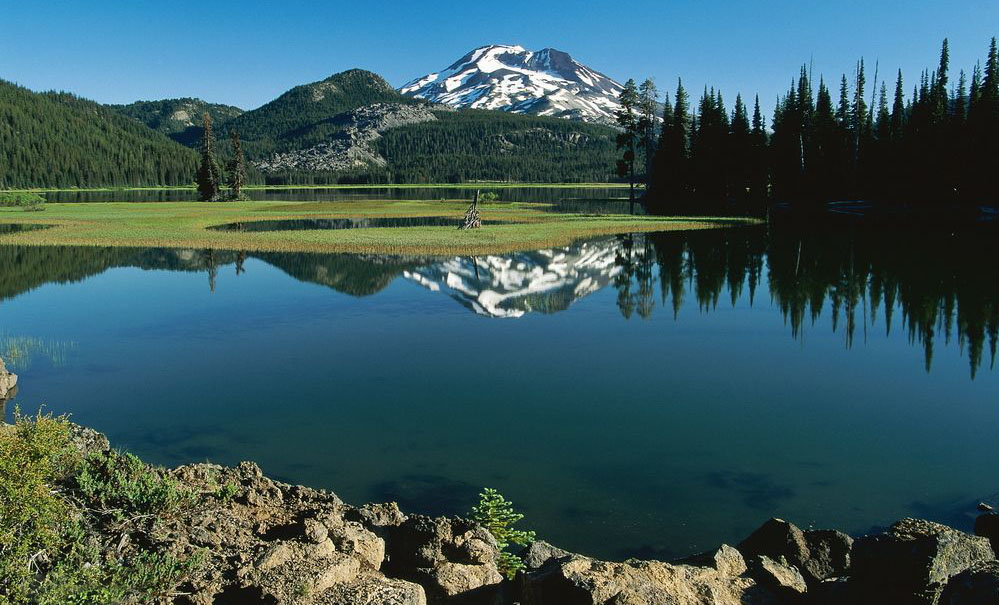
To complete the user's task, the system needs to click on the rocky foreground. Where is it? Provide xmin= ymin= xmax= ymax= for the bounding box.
xmin=40 ymin=424 xmax=995 ymax=605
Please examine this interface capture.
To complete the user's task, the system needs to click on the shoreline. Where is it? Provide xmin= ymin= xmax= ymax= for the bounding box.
xmin=2 ymin=407 xmax=997 ymax=604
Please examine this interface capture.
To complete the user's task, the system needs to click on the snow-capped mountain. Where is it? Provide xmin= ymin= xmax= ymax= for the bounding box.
xmin=400 ymin=45 xmax=624 ymax=125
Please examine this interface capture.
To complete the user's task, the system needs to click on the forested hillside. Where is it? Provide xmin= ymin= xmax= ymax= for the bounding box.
xmin=227 ymin=69 xmax=414 ymax=157
xmin=217 ymin=69 xmax=619 ymax=184
xmin=0 ymin=80 xmax=197 ymax=188
xmin=377 ymin=110 xmax=617 ymax=183
xmin=110 ymin=98 xmax=244 ymax=146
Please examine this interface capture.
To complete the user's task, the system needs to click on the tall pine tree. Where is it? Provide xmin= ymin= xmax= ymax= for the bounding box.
xmin=197 ymin=113 xmax=222 ymax=202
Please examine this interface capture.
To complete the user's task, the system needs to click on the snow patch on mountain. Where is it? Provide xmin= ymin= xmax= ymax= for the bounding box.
xmin=400 ymin=45 xmax=624 ymax=125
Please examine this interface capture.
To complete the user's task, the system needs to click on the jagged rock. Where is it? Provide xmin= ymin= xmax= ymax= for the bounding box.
xmin=738 ymin=519 xmax=853 ymax=588
xmin=67 ymin=424 xmax=110 ymax=456
xmin=518 ymin=553 xmax=765 ymax=605
xmin=523 ymin=541 xmax=573 ymax=570
xmin=674 ymin=544 xmax=748 ymax=577
xmin=851 ymin=518 xmax=994 ymax=604
xmin=351 ymin=501 xmax=408 ymax=528
xmin=331 ymin=521 xmax=386 ymax=570
xmin=385 ymin=515 xmax=502 ymax=599
xmin=738 ymin=518 xmax=811 ymax=570
xmin=316 ymin=576 xmax=427 ymax=605
xmin=974 ymin=512 xmax=999 ymax=556
xmin=253 ymin=103 xmax=443 ymax=173
xmin=801 ymin=529 xmax=852 ymax=583
xmin=939 ymin=560 xmax=999 ymax=604
xmin=305 ymin=518 xmax=330 ymax=544
xmin=748 ymin=555 xmax=808 ymax=597
xmin=0 ymin=357 xmax=17 ymax=400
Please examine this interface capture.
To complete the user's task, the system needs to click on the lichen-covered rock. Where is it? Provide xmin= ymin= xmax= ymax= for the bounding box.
xmin=385 ymin=515 xmax=503 ymax=599
xmin=974 ymin=512 xmax=999 ymax=556
xmin=748 ymin=555 xmax=808 ymax=597
xmin=939 ymin=560 xmax=999 ymax=604
xmin=518 ymin=552 xmax=765 ymax=605
xmin=801 ymin=529 xmax=852 ymax=583
xmin=674 ymin=544 xmax=748 ymax=577
xmin=315 ymin=576 xmax=427 ymax=605
xmin=0 ymin=357 xmax=17 ymax=400
xmin=738 ymin=519 xmax=853 ymax=588
xmin=851 ymin=518 xmax=994 ymax=604
xmin=523 ymin=541 xmax=573 ymax=570
xmin=737 ymin=518 xmax=810 ymax=570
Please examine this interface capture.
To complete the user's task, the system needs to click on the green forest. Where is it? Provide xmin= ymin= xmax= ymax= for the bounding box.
xmin=633 ymin=37 xmax=999 ymax=211
xmin=110 ymin=98 xmax=244 ymax=146
xmin=0 ymin=80 xmax=198 ymax=189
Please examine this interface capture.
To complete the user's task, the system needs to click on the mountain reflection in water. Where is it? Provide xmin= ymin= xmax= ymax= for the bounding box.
xmin=1 ymin=221 xmax=996 ymax=375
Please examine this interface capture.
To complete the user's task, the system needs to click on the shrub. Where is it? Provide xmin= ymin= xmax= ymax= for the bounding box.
xmin=0 ymin=191 xmax=46 ymax=211
xmin=479 ymin=191 xmax=500 ymax=202
xmin=470 ymin=488 xmax=536 ymax=579
xmin=0 ymin=409 xmax=82 ymax=603
xmin=75 ymin=451 xmax=196 ymax=520
xmin=0 ymin=411 xmax=204 ymax=604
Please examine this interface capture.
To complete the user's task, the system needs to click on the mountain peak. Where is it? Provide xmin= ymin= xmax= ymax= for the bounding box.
xmin=400 ymin=45 xmax=623 ymax=125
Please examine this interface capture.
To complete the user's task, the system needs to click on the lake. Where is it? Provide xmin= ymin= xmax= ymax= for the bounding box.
xmin=1 ymin=218 xmax=996 ymax=561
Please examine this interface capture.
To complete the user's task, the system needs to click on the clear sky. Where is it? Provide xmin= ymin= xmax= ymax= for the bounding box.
xmin=2 ymin=1 xmax=997 ymax=113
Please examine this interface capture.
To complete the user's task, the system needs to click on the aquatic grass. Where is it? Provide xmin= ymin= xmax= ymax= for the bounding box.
xmin=0 ymin=200 xmax=756 ymax=255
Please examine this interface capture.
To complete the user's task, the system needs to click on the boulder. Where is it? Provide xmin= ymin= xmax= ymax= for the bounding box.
xmin=851 ymin=518 xmax=994 ymax=604
xmin=522 ymin=541 xmax=573 ymax=570
xmin=315 ymin=576 xmax=427 ymax=605
xmin=0 ymin=357 xmax=17 ymax=400
xmin=674 ymin=544 xmax=748 ymax=577
xmin=748 ymin=555 xmax=808 ymax=597
xmin=974 ymin=512 xmax=999 ymax=556
xmin=737 ymin=519 xmax=810 ymax=570
xmin=517 ymin=552 xmax=765 ymax=605
xmin=939 ymin=560 xmax=999 ymax=604
xmin=801 ymin=529 xmax=852 ymax=583
xmin=737 ymin=518 xmax=852 ymax=586
xmin=384 ymin=515 xmax=502 ymax=599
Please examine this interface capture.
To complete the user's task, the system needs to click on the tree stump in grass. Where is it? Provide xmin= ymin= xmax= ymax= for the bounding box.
xmin=459 ymin=190 xmax=482 ymax=230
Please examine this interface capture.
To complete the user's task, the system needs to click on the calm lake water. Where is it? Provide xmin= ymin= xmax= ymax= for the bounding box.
xmin=1 ymin=220 xmax=997 ymax=561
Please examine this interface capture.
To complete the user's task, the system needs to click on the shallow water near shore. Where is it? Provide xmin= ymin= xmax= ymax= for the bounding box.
xmin=1 ymin=220 xmax=997 ymax=561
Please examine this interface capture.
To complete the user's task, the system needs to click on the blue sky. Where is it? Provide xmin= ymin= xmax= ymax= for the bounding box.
xmin=2 ymin=1 xmax=996 ymax=113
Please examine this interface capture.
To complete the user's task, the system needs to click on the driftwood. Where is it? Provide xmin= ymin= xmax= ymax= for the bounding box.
xmin=458 ymin=190 xmax=482 ymax=230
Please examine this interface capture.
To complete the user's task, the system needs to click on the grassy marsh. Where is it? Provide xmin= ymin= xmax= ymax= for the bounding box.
xmin=0 ymin=199 xmax=756 ymax=255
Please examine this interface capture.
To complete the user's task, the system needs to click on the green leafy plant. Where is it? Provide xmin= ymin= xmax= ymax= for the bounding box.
xmin=0 ymin=409 xmax=82 ymax=603
xmin=216 ymin=480 xmax=239 ymax=502
xmin=0 ymin=411 xmax=204 ymax=604
xmin=470 ymin=488 xmax=536 ymax=579
xmin=479 ymin=191 xmax=499 ymax=202
xmin=75 ymin=451 xmax=196 ymax=521
xmin=0 ymin=191 xmax=45 ymax=211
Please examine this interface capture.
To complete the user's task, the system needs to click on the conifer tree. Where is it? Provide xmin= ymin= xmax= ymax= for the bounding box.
xmin=749 ymin=95 xmax=768 ymax=203
xmin=615 ymin=79 xmax=640 ymax=213
xmin=637 ymin=78 xmax=660 ymax=185
xmin=890 ymin=70 xmax=906 ymax=141
xmin=227 ymin=130 xmax=246 ymax=201
xmin=197 ymin=113 xmax=221 ymax=202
